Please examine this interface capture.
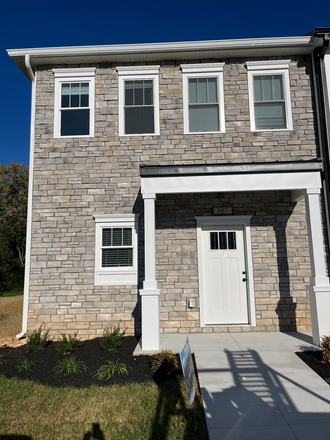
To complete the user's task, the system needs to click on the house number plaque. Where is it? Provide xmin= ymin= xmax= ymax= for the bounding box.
xmin=213 ymin=207 xmax=232 ymax=215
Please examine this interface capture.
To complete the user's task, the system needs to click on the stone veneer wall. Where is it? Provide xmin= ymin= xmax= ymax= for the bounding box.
xmin=156 ymin=191 xmax=311 ymax=334
xmin=28 ymin=55 xmax=318 ymax=338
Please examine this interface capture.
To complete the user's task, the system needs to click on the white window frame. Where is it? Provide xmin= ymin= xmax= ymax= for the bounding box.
xmin=246 ymin=60 xmax=293 ymax=132
xmin=181 ymin=63 xmax=225 ymax=134
xmin=117 ymin=66 xmax=160 ymax=136
xmin=53 ymin=68 xmax=96 ymax=138
xmin=93 ymin=214 xmax=139 ymax=286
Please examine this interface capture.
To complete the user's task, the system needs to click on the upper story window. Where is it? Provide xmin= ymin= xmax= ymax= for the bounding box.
xmin=181 ymin=63 xmax=225 ymax=134
xmin=117 ymin=66 xmax=160 ymax=136
xmin=246 ymin=60 xmax=293 ymax=132
xmin=52 ymin=68 xmax=96 ymax=138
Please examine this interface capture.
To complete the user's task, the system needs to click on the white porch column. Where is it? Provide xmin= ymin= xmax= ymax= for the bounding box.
xmin=140 ymin=193 xmax=160 ymax=351
xmin=305 ymin=188 xmax=330 ymax=344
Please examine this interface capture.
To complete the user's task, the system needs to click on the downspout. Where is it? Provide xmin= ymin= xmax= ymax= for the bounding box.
xmin=17 ymin=55 xmax=36 ymax=338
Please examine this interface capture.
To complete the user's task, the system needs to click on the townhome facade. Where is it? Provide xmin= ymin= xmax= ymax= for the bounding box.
xmin=8 ymin=30 xmax=330 ymax=350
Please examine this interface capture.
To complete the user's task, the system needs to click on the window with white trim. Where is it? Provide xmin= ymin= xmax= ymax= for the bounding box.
xmin=53 ymin=68 xmax=95 ymax=138
xmin=94 ymin=214 xmax=139 ymax=286
xmin=246 ymin=60 xmax=293 ymax=131
xmin=117 ymin=66 xmax=160 ymax=136
xmin=181 ymin=63 xmax=225 ymax=134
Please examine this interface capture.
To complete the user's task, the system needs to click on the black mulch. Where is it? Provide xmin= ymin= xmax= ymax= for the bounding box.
xmin=0 ymin=336 xmax=161 ymax=388
xmin=296 ymin=350 xmax=330 ymax=384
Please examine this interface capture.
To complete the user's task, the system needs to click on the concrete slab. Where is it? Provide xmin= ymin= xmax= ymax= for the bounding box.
xmin=151 ymin=331 xmax=330 ymax=440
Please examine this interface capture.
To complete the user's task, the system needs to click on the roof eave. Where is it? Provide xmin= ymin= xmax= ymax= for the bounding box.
xmin=7 ymin=35 xmax=322 ymax=80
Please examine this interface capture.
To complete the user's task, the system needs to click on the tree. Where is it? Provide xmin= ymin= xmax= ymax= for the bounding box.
xmin=0 ymin=163 xmax=28 ymax=293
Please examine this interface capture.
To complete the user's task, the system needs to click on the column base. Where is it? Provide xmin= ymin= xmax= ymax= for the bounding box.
xmin=140 ymin=288 xmax=160 ymax=351
xmin=308 ymin=285 xmax=330 ymax=345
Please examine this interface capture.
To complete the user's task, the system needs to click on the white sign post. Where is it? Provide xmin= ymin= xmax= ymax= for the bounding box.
xmin=180 ymin=336 xmax=197 ymax=428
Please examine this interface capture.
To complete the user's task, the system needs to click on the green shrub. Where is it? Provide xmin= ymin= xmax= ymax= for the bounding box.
xmin=151 ymin=350 xmax=179 ymax=376
xmin=94 ymin=360 xmax=131 ymax=381
xmin=56 ymin=333 xmax=82 ymax=354
xmin=25 ymin=323 xmax=50 ymax=353
xmin=0 ymin=354 xmax=7 ymax=365
xmin=53 ymin=356 xmax=88 ymax=376
xmin=320 ymin=335 xmax=330 ymax=364
xmin=16 ymin=357 xmax=35 ymax=372
xmin=99 ymin=323 xmax=127 ymax=351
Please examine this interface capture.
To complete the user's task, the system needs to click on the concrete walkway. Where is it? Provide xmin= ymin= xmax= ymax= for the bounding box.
xmin=153 ymin=332 xmax=330 ymax=440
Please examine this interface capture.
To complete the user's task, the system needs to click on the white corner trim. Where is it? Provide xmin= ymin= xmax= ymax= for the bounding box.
xmin=180 ymin=62 xmax=225 ymax=73
xmin=18 ymin=57 xmax=36 ymax=339
xmin=246 ymin=60 xmax=291 ymax=70
xmin=195 ymin=215 xmax=256 ymax=327
xmin=116 ymin=65 xmax=160 ymax=76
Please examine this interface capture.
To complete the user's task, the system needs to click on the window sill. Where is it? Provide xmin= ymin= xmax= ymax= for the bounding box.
xmin=54 ymin=134 xmax=95 ymax=139
xmin=94 ymin=269 xmax=137 ymax=286
xmin=119 ymin=133 xmax=160 ymax=137
xmin=250 ymin=128 xmax=292 ymax=133
xmin=184 ymin=131 xmax=225 ymax=135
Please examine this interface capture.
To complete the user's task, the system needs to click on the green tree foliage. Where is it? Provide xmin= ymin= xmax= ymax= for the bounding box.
xmin=0 ymin=162 xmax=28 ymax=295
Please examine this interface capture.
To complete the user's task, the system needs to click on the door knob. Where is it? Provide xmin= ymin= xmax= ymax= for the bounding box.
xmin=242 ymin=277 xmax=247 ymax=282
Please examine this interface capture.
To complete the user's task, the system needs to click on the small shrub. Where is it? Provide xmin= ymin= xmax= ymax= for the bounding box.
xmin=99 ymin=323 xmax=127 ymax=351
xmin=151 ymin=350 xmax=179 ymax=376
xmin=0 ymin=355 xmax=7 ymax=365
xmin=320 ymin=335 xmax=330 ymax=364
xmin=53 ymin=356 xmax=88 ymax=376
xmin=25 ymin=323 xmax=50 ymax=353
xmin=16 ymin=357 xmax=35 ymax=372
xmin=94 ymin=360 xmax=131 ymax=381
xmin=56 ymin=333 xmax=82 ymax=354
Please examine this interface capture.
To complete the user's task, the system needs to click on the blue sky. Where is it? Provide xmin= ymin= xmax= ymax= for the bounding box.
xmin=1 ymin=0 xmax=328 ymax=166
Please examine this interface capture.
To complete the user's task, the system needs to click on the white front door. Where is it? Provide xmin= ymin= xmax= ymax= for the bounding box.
xmin=201 ymin=225 xmax=249 ymax=324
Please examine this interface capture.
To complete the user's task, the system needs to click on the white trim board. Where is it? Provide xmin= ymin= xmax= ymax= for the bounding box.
xmin=141 ymin=171 xmax=322 ymax=196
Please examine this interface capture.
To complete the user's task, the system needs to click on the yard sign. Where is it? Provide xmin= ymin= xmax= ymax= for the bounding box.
xmin=180 ymin=336 xmax=196 ymax=408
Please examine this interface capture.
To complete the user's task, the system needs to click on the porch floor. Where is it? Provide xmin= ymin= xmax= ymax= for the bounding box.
xmin=135 ymin=331 xmax=330 ymax=440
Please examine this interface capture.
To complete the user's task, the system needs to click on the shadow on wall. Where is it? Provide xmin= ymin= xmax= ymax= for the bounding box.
xmin=152 ymin=190 xmax=301 ymax=331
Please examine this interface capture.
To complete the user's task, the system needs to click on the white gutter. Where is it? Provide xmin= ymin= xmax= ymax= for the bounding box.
xmin=6 ymin=35 xmax=318 ymax=58
xmin=17 ymin=55 xmax=35 ymax=339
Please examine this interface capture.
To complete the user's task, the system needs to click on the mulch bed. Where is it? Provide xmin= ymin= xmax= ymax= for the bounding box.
xmin=296 ymin=350 xmax=330 ymax=384
xmin=0 ymin=336 xmax=158 ymax=388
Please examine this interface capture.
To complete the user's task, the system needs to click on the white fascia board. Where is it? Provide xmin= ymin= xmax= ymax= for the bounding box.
xmin=141 ymin=171 xmax=322 ymax=195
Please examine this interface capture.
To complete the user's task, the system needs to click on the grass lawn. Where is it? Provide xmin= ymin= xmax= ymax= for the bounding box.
xmin=0 ymin=375 xmax=208 ymax=440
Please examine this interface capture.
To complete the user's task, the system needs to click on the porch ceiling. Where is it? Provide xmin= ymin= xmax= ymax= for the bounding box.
xmin=140 ymin=160 xmax=323 ymax=195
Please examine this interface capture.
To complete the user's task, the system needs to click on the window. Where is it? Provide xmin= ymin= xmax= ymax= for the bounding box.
xmin=181 ymin=63 xmax=225 ymax=134
xmin=53 ymin=68 xmax=95 ymax=138
xmin=246 ymin=60 xmax=292 ymax=131
xmin=94 ymin=214 xmax=139 ymax=286
xmin=210 ymin=231 xmax=236 ymax=250
xmin=117 ymin=66 xmax=160 ymax=136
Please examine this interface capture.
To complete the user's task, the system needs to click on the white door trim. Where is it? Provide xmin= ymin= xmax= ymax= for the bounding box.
xmin=195 ymin=215 xmax=256 ymax=327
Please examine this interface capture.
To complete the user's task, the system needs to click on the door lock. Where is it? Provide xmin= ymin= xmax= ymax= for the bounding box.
xmin=242 ymin=271 xmax=247 ymax=282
